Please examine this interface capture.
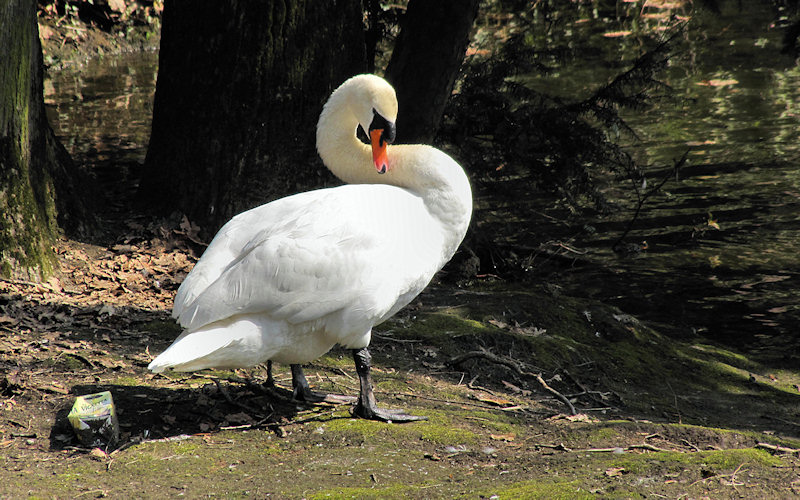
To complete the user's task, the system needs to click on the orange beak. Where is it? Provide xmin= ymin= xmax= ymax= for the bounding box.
xmin=370 ymin=129 xmax=389 ymax=174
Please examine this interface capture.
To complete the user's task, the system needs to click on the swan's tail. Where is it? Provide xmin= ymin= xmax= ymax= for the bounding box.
xmin=147 ymin=318 xmax=269 ymax=373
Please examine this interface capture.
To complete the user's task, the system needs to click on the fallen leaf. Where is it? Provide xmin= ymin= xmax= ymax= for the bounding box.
xmin=488 ymin=319 xmax=508 ymax=329
xmin=696 ymin=79 xmax=738 ymax=87
xmin=605 ymin=467 xmax=627 ymax=477
xmin=502 ymin=380 xmax=531 ymax=396
xmin=603 ymin=31 xmax=632 ymax=37
xmin=37 ymin=382 xmax=69 ymax=395
xmin=564 ymin=414 xmax=596 ymax=423
xmin=474 ymin=394 xmax=514 ymax=407
xmin=490 ymin=433 xmax=515 ymax=442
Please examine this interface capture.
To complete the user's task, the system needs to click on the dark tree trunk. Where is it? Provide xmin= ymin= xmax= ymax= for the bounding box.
xmin=139 ymin=0 xmax=366 ymax=235
xmin=383 ymin=0 xmax=480 ymax=144
xmin=0 ymin=0 xmax=92 ymax=280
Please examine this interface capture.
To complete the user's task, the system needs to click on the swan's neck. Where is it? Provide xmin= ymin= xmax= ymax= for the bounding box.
xmin=315 ymin=85 xmax=473 ymax=250
xmin=316 ymin=91 xmax=374 ymax=185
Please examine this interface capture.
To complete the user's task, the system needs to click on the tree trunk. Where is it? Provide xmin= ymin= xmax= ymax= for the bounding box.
xmin=0 ymin=0 xmax=92 ymax=280
xmin=139 ymin=0 xmax=366 ymax=235
xmin=384 ymin=0 xmax=480 ymax=144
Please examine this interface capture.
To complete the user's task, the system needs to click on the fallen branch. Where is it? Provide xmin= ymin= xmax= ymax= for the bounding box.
xmin=543 ymin=443 xmax=673 ymax=454
xmin=613 ymin=151 xmax=687 ymax=252
xmin=755 ymin=442 xmax=800 ymax=455
xmin=450 ymin=347 xmax=577 ymax=415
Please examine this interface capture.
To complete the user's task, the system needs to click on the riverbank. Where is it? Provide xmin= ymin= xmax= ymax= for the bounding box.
xmin=38 ymin=0 xmax=161 ymax=70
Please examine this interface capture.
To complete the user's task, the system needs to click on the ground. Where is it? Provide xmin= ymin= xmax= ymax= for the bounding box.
xmin=2 ymin=3 xmax=799 ymax=498
xmin=1 ymin=220 xmax=799 ymax=498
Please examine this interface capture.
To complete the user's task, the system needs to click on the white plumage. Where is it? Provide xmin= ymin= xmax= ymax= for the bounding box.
xmin=148 ymin=74 xmax=472 ymax=421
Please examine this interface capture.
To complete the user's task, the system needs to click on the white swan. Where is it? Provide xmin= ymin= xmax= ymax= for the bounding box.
xmin=148 ymin=74 xmax=473 ymax=422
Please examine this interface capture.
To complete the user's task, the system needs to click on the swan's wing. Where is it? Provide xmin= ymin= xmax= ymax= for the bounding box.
xmin=172 ymin=190 xmax=322 ymax=319
xmin=175 ymin=185 xmax=441 ymax=331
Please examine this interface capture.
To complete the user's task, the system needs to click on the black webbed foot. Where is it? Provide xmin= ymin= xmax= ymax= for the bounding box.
xmin=351 ymin=348 xmax=427 ymax=423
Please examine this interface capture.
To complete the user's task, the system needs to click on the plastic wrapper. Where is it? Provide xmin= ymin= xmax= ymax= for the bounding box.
xmin=67 ymin=391 xmax=119 ymax=447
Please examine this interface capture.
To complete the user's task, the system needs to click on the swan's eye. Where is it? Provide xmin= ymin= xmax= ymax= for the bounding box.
xmin=369 ymin=109 xmax=396 ymax=146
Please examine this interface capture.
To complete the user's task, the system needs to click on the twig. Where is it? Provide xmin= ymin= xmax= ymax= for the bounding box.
xmin=681 ymin=438 xmax=701 ymax=452
xmin=372 ymin=333 xmax=423 ymax=343
xmin=689 ymin=463 xmax=747 ymax=488
xmin=755 ymin=442 xmax=800 ymax=455
xmin=580 ymin=443 xmax=673 ymax=453
xmin=219 ymin=415 xmax=274 ymax=431
xmin=534 ymin=373 xmax=576 ymax=415
xmin=613 ymin=151 xmax=687 ymax=252
xmin=450 ymin=347 xmax=576 ymax=414
xmin=211 ymin=379 xmax=264 ymax=416
xmin=536 ymin=442 xmax=572 ymax=452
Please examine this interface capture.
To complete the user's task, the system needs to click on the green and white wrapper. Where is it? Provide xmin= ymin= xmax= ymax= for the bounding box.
xmin=67 ymin=391 xmax=119 ymax=447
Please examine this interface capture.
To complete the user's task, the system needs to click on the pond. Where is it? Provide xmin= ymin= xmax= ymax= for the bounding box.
xmin=517 ymin=1 xmax=800 ymax=365
xmin=44 ymin=52 xmax=158 ymax=211
xmin=43 ymin=1 xmax=799 ymax=365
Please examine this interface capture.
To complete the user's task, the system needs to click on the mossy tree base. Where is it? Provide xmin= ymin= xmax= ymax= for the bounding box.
xmin=0 ymin=0 xmax=94 ymax=280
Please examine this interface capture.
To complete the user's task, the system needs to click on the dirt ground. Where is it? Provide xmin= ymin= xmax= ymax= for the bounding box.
xmin=1 ymin=218 xmax=799 ymax=498
xmin=2 ymin=3 xmax=799 ymax=498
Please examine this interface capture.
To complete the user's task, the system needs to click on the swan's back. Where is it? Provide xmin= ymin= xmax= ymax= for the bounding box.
xmin=173 ymin=183 xmax=446 ymax=339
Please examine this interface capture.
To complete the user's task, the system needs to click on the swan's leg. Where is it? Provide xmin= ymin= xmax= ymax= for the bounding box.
xmin=266 ymin=360 xmax=275 ymax=388
xmin=290 ymin=364 xmax=355 ymax=404
xmin=351 ymin=347 xmax=427 ymax=423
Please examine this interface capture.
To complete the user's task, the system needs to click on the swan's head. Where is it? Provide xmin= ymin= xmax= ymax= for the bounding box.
xmin=348 ymin=75 xmax=398 ymax=174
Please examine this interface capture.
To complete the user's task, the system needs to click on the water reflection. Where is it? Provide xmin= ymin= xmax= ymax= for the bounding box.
xmin=44 ymin=52 xmax=158 ymax=206
xmin=522 ymin=2 xmax=800 ymax=362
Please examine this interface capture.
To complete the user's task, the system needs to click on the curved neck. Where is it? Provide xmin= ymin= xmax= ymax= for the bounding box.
xmin=316 ymin=91 xmax=376 ymax=185
xmin=315 ymin=83 xmax=473 ymax=246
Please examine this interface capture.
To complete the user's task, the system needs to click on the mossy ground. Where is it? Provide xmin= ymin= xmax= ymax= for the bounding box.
xmin=1 ymin=267 xmax=799 ymax=498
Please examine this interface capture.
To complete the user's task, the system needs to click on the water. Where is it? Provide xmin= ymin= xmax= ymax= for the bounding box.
xmin=43 ymin=3 xmax=799 ymax=362
xmin=519 ymin=2 xmax=800 ymax=363
xmin=44 ymin=52 xmax=158 ymax=207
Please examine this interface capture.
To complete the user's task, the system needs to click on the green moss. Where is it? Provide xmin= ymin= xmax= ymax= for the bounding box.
xmin=315 ymin=352 xmax=355 ymax=369
xmin=111 ymin=376 xmax=142 ymax=386
xmin=586 ymin=426 xmax=624 ymax=443
xmin=474 ymin=480 xmax=594 ymax=500
xmin=317 ymin=411 xmax=478 ymax=446
xmin=417 ymin=414 xmax=479 ymax=445
xmin=309 ymin=483 xmax=416 ymax=500
xmin=462 ymin=410 xmax=521 ymax=434
xmin=608 ymin=448 xmax=783 ymax=475
xmin=689 ymin=343 xmax=756 ymax=370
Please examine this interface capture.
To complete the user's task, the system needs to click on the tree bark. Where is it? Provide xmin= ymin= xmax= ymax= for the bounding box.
xmin=0 ymin=0 xmax=92 ymax=280
xmin=139 ymin=0 xmax=366 ymax=235
xmin=384 ymin=0 xmax=480 ymax=144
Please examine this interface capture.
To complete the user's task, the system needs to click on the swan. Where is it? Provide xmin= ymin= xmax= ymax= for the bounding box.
xmin=148 ymin=74 xmax=473 ymax=422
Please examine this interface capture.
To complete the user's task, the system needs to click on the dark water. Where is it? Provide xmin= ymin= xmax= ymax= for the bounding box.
xmin=44 ymin=2 xmax=799 ymax=362
xmin=44 ymin=52 xmax=158 ymax=207
xmin=519 ymin=2 xmax=800 ymax=363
